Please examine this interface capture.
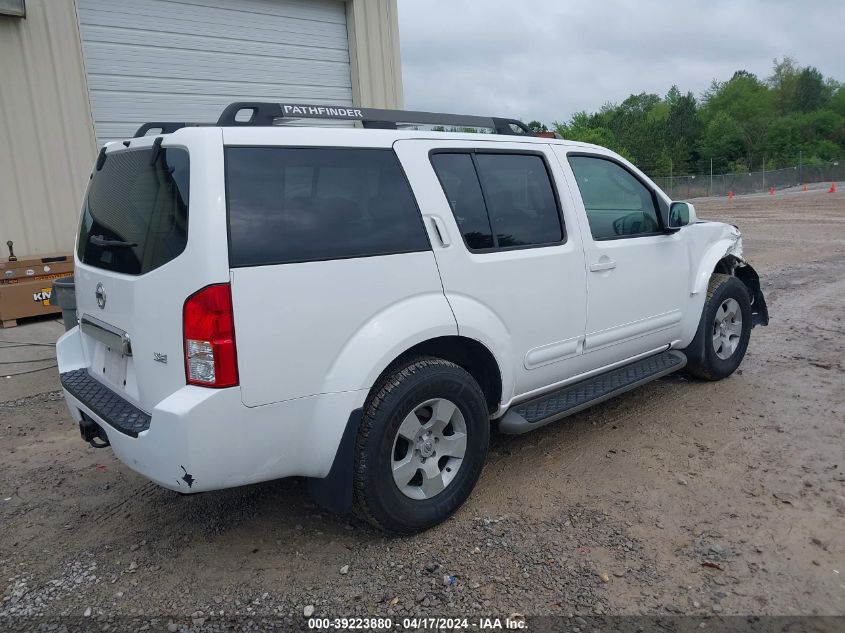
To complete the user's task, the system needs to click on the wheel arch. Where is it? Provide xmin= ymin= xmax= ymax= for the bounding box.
xmin=712 ymin=255 xmax=769 ymax=327
xmin=321 ymin=292 xmax=458 ymax=398
xmin=692 ymin=238 xmax=743 ymax=296
xmin=368 ymin=335 xmax=503 ymax=415
xmin=308 ymin=334 xmax=502 ymax=516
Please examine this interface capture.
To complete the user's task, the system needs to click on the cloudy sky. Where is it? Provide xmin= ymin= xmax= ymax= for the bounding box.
xmin=398 ymin=0 xmax=845 ymax=125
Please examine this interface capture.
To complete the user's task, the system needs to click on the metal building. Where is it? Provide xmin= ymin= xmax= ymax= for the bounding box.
xmin=0 ymin=0 xmax=404 ymax=256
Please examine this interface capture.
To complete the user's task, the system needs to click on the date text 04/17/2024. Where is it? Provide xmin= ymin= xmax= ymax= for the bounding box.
xmin=307 ymin=616 xmax=527 ymax=630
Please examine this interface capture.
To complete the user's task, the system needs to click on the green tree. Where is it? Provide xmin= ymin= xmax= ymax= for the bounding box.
xmin=768 ymin=56 xmax=800 ymax=114
xmin=698 ymin=112 xmax=745 ymax=172
xmin=554 ymin=111 xmax=628 ymax=158
xmin=666 ymin=88 xmax=699 ymax=172
xmin=699 ymin=71 xmax=774 ymax=169
xmin=830 ymin=87 xmax=845 ymax=116
xmin=792 ymin=67 xmax=830 ymax=112
xmin=542 ymin=57 xmax=843 ymax=178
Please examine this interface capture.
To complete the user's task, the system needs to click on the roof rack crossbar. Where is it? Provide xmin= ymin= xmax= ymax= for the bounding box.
xmin=215 ymin=102 xmax=534 ymax=135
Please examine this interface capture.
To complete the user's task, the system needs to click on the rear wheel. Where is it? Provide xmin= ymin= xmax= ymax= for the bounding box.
xmin=353 ymin=357 xmax=489 ymax=534
xmin=685 ymin=274 xmax=752 ymax=381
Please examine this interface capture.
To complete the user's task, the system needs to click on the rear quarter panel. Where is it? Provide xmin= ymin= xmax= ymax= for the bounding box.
xmin=231 ymin=252 xmax=457 ymax=406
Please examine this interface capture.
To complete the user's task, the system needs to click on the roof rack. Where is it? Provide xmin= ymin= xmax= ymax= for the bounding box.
xmin=133 ymin=122 xmax=208 ymax=138
xmin=133 ymin=102 xmax=542 ymax=138
xmin=216 ymin=102 xmax=534 ymax=135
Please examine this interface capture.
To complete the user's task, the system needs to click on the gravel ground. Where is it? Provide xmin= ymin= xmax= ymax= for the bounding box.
xmin=1 ymin=189 xmax=843 ymax=632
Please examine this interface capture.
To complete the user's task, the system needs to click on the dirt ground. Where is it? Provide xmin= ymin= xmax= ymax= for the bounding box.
xmin=1 ymin=188 xmax=843 ymax=631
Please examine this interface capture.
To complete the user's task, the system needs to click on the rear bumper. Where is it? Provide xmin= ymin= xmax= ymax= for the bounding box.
xmin=56 ymin=327 xmax=365 ymax=493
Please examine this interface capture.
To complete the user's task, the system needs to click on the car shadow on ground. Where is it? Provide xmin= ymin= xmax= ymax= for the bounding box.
xmin=111 ymin=371 xmax=692 ymax=550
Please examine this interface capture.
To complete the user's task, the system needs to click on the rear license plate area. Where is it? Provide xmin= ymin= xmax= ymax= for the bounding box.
xmin=101 ymin=346 xmax=128 ymax=387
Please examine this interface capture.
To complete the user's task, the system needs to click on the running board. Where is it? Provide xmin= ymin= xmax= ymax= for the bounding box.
xmin=498 ymin=350 xmax=687 ymax=434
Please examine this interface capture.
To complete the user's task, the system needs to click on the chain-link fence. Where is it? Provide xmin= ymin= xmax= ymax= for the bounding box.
xmin=651 ymin=160 xmax=844 ymax=199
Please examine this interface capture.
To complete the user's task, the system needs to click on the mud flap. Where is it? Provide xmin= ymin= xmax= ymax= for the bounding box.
xmin=307 ymin=408 xmax=362 ymax=514
xmin=735 ymin=263 xmax=769 ymax=327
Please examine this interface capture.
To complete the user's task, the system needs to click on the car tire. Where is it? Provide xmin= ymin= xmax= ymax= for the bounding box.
xmin=353 ymin=357 xmax=489 ymax=534
xmin=685 ymin=274 xmax=752 ymax=381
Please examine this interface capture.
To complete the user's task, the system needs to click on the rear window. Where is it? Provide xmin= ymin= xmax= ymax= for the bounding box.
xmin=77 ymin=147 xmax=190 ymax=275
xmin=225 ymin=147 xmax=429 ymax=267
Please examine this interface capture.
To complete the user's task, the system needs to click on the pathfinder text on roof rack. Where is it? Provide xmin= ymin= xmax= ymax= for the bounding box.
xmin=282 ymin=105 xmax=364 ymax=118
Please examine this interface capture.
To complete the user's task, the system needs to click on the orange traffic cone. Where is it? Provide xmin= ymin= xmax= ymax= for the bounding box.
xmin=769 ymin=186 xmax=775 ymax=196
xmin=728 ymin=191 xmax=734 ymax=200
xmin=829 ymin=182 xmax=837 ymax=193
xmin=803 ymin=184 xmax=808 ymax=192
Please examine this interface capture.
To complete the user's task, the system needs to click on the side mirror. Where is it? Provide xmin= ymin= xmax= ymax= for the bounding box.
xmin=668 ymin=201 xmax=696 ymax=228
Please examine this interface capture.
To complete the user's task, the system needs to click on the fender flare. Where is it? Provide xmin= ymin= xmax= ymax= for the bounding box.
xmin=443 ymin=294 xmax=517 ymax=407
xmin=321 ymin=292 xmax=458 ymax=395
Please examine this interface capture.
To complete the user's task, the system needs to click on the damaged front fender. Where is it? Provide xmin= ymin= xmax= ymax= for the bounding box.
xmin=691 ymin=224 xmax=743 ymax=296
xmin=689 ymin=222 xmax=769 ymax=328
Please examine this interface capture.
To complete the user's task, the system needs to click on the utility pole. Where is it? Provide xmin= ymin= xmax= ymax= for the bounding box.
xmin=762 ymin=156 xmax=766 ymax=191
xmin=669 ymin=158 xmax=673 ymax=198
xmin=710 ymin=158 xmax=713 ymax=197
xmin=799 ymin=150 xmax=803 ymax=185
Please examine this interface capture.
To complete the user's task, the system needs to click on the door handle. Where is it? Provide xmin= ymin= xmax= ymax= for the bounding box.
xmin=427 ymin=216 xmax=451 ymax=247
xmin=589 ymin=258 xmax=617 ymax=272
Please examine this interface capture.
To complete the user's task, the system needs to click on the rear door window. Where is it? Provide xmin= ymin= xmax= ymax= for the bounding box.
xmin=430 ymin=151 xmax=564 ymax=250
xmin=474 ymin=153 xmax=564 ymax=248
xmin=225 ymin=148 xmax=429 ymax=267
xmin=77 ymin=148 xmax=190 ymax=275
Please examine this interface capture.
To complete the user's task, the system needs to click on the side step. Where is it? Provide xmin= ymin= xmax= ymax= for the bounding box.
xmin=499 ymin=350 xmax=687 ymax=434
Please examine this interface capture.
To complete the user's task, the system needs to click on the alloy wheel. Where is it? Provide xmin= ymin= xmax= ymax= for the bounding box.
xmin=391 ymin=398 xmax=467 ymax=500
xmin=712 ymin=297 xmax=743 ymax=360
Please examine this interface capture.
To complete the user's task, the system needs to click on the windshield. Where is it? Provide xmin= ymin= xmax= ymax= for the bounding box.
xmin=77 ymin=147 xmax=190 ymax=275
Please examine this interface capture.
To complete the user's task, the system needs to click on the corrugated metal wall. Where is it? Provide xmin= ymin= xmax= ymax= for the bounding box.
xmin=0 ymin=0 xmax=97 ymax=257
xmin=76 ymin=0 xmax=354 ymax=145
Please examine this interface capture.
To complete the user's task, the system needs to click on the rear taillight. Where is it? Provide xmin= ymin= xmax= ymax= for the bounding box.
xmin=183 ymin=284 xmax=238 ymax=388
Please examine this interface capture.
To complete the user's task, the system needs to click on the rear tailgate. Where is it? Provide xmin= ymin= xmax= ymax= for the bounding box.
xmin=72 ymin=128 xmax=229 ymax=414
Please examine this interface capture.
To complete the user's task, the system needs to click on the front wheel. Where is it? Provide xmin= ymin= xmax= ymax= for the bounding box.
xmin=353 ymin=357 xmax=489 ymax=534
xmin=685 ymin=274 xmax=752 ymax=381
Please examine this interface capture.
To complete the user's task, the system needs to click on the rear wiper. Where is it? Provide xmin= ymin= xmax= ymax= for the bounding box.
xmin=89 ymin=235 xmax=137 ymax=248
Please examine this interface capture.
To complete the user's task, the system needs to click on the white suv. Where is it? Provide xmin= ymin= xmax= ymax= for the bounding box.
xmin=57 ymin=103 xmax=768 ymax=533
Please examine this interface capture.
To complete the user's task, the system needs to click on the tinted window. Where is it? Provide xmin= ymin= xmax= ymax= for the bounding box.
xmin=226 ymin=148 xmax=429 ymax=266
xmin=430 ymin=153 xmax=494 ymax=249
xmin=77 ymin=148 xmax=189 ymax=275
xmin=430 ymin=152 xmax=564 ymax=250
xmin=475 ymin=154 xmax=563 ymax=247
xmin=568 ymin=156 xmax=661 ymax=239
